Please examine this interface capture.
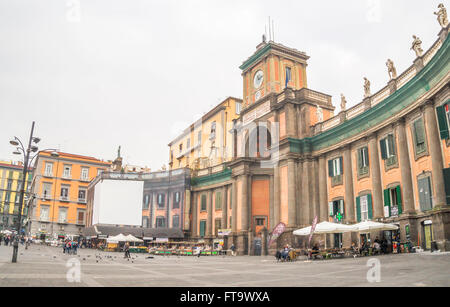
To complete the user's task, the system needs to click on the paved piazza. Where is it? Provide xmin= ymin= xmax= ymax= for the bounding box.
xmin=0 ymin=244 xmax=449 ymax=287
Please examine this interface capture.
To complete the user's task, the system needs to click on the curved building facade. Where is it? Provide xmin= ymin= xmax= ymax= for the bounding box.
xmin=173 ymin=19 xmax=450 ymax=254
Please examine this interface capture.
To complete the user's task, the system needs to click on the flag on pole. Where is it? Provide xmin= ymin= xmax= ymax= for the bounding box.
xmin=308 ymin=216 xmax=318 ymax=248
xmin=268 ymin=222 xmax=286 ymax=247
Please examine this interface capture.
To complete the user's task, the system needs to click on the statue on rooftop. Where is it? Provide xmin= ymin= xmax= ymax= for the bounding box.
xmin=386 ymin=59 xmax=397 ymax=80
xmin=340 ymin=94 xmax=347 ymax=111
xmin=364 ymin=77 xmax=371 ymax=98
xmin=117 ymin=146 xmax=121 ymax=158
xmin=411 ymin=35 xmax=424 ymax=57
xmin=434 ymin=3 xmax=449 ymax=28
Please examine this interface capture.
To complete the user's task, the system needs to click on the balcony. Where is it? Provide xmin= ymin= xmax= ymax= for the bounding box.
xmin=78 ymin=198 xmax=87 ymax=204
xmin=59 ymin=196 xmax=69 ymax=202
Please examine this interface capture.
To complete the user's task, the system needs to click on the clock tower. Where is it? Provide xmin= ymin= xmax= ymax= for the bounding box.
xmin=240 ymin=39 xmax=310 ymax=108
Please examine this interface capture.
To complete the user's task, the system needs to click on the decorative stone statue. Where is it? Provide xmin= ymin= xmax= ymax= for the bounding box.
xmin=117 ymin=145 xmax=121 ymax=158
xmin=316 ymin=105 xmax=323 ymax=122
xmin=161 ymin=164 xmax=167 ymax=171
xmin=434 ymin=3 xmax=449 ymax=28
xmin=386 ymin=59 xmax=397 ymax=79
xmin=411 ymin=35 xmax=424 ymax=57
xmin=364 ymin=77 xmax=371 ymax=98
xmin=340 ymin=94 xmax=347 ymax=111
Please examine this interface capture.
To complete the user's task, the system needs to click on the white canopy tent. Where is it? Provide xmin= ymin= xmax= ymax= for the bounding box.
xmin=106 ymin=233 xmax=128 ymax=243
xmin=125 ymin=234 xmax=143 ymax=243
xmin=293 ymin=222 xmax=357 ymax=249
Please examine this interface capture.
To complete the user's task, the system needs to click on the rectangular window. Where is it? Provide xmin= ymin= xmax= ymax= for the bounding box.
xmin=418 ymin=176 xmax=433 ymax=211
xmin=328 ymin=157 xmax=343 ymax=178
xmin=58 ymin=207 xmax=68 ymax=223
xmin=384 ymin=186 xmax=402 ymax=217
xmin=40 ymin=205 xmax=50 ymax=221
xmin=173 ymin=192 xmax=180 ymax=209
xmin=236 ymin=102 xmax=241 ymax=115
xmin=187 ymin=138 xmax=191 ymax=149
xmin=380 ymin=134 xmax=396 ymax=159
xmin=197 ymin=131 xmax=202 ymax=146
xmin=210 ymin=122 xmax=216 ymax=140
xmin=77 ymin=210 xmax=85 ymax=225
xmin=358 ymin=147 xmax=369 ymax=175
xmin=179 ymin=143 xmax=183 ymax=153
xmin=157 ymin=194 xmax=165 ymax=208
xmin=60 ymin=186 xmax=69 ymax=200
xmin=81 ymin=167 xmax=89 ymax=181
xmin=62 ymin=165 xmax=72 ymax=179
xmin=7 ymin=179 xmax=13 ymax=190
xmin=436 ymin=104 xmax=449 ymax=139
xmin=201 ymin=194 xmax=207 ymax=211
xmin=143 ymin=194 xmax=150 ymax=209
xmin=45 ymin=163 xmax=53 ymax=177
xmin=413 ymin=118 xmax=427 ymax=154
xmin=256 ymin=218 xmax=265 ymax=226
xmin=356 ymin=194 xmax=373 ymax=222
xmin=156 ymin=217 xmax=165 ymax=228
xmin=329 ymin=200 xmax=344 ymax=220
xmin=172 ymin=215 xmax=180 ymax=228
xmin=78 ymin=188 xmax=86 ymax=202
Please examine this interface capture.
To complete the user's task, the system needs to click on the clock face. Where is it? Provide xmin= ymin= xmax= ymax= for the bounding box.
xmin=253 ymin=70 xmax=264 ymax=89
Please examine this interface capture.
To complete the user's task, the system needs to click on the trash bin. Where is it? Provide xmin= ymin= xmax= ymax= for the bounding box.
xmin=430 ymin=241 xmax=438 ymax=252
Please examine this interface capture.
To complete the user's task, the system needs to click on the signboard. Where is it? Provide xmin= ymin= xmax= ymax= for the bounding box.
xmin=242 ymin=101 xmax=270 ymax=126
xmin=268 ymin=222 xmax=286 ymax=247
xmin=218 ymin=229 xmax=232 ymax=236
xmin=155 ymin=238 xmax=169 ymax=243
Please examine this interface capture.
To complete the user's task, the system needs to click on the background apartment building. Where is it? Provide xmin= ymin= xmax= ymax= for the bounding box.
xmin=29 ymin=151 xmax=111 ymax=240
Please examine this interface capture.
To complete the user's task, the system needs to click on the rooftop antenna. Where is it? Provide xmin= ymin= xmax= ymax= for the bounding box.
xmin=272 ymin=19 xmax=275 ymax=42
xmin=268 ymin=16 xmax=271 ymax=41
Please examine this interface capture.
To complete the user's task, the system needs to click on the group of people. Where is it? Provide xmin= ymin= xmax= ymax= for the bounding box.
xmin=62 ymin=240 xmax=79 ymax=255
xmin=356 ymin=236 xmax=388 ymax=256
xmin=276 ymin=244 xmax=294 ymax=261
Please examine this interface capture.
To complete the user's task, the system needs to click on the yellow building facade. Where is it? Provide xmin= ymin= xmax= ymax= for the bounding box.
xmin=168 ymin=97 xmax=242 ymax=171
xmin=0 ymin=161 xmax=32 ymax=231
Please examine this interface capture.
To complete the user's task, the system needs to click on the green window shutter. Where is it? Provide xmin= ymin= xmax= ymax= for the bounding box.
xmin=215 ymin=192 xmax=222 ymax=210
xmin=383 ymin=189 xmax=391 ymax=217
xmin=368 ymin=194 xmax=373 ymax=220
xmin=201 ymin=194 xmax=207 ymax=211
xmin=436 ymin=105 xmax=449 ymax=139
xmin=414 ymin=119 xmax=426 ymax=145
xmin=396 ymin=186 xmax=403 ymax=215
xmin=328 ymin=160 xmax=333 ymax=177
xmin=339 ymin=157 xmax=343 ymax=175
xmin=443 ymin=168 xmax=450 ymax=205
xmin=199 ymin=220 xmax=206 ymax=237
xmin=356 ymin=196 xmax=361 ymax=222
xmin=380 ymin=139 xmax=387 ymax=159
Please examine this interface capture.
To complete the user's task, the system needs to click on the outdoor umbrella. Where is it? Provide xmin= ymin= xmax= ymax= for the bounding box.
xmin=124 ymin=234 xmax=143 ymax=243
xmin=352 ymin=221 xmax=398 ymax=232
xmin=106 ymin=233 xmax=128 ymax=243
xmin=293 ymin=222 xmax=356 ymax=249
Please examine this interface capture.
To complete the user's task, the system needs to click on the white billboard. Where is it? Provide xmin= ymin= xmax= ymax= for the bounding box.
xmin=92 ymin=179 xmax=144 ymax=226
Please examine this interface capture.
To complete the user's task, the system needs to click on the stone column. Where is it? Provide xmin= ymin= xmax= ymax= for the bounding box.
xmin=269 ymin=174 xmax=274 ymax=230
xmin=343 ymin=145 xmax=356 ymax=222
xmin=221 ymin=186 xmax=228 ymax=231
xmin=232 ymin=181 xmax=237 ymax=232
xmin=192 ymin=192 xmax=198 ymax=237
xmin=318 ymin=156 xmax=328 ymax=222
xmin=301 ymin=160 xmax=311 ymax=226
xmin=287 ymin=159 xmax=297 ymax=227
xmin=368 ymin=134 xmax=384 ymax=219
xmin=396 ymin=119 xmax=415 ymax=214
xmin=240 ymin=175 xmax=249 ymax=231
xmin=207 ymin=190 xmax=213 ymax=236
xmin=424 ymin=102 xmax=447 ymax=207
xmin=273 ymin=166 xmax=280 ymax=228
xmin=313 ymin=158 xmax=320 ymax=220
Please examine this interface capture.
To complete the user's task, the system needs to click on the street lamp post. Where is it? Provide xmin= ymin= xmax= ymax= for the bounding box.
xmin=9 ymin=121 xmax=39 ymax=263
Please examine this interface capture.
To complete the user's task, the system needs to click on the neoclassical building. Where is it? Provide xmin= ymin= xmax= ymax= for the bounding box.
xmin=178 ymin=16 xmax=450 ymax=254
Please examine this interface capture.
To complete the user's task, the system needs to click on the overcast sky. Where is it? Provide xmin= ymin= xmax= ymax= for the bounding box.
xmin=0 ymin=0 xmax=446 ymax=170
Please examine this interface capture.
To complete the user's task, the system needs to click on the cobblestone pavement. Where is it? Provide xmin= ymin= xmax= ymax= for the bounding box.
xmin=0 ymin=244 xmax=449 ymax=286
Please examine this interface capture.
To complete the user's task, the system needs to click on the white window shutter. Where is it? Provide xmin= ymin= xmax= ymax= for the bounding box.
xmin=328 ymin=202 xmax=334 ymax=216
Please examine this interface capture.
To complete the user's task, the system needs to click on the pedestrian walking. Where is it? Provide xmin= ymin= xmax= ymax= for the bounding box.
xmin=230 ymin=244 xmax=236 ymax=256
xmin=124 ymin=242 xmax=130 ymax=259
